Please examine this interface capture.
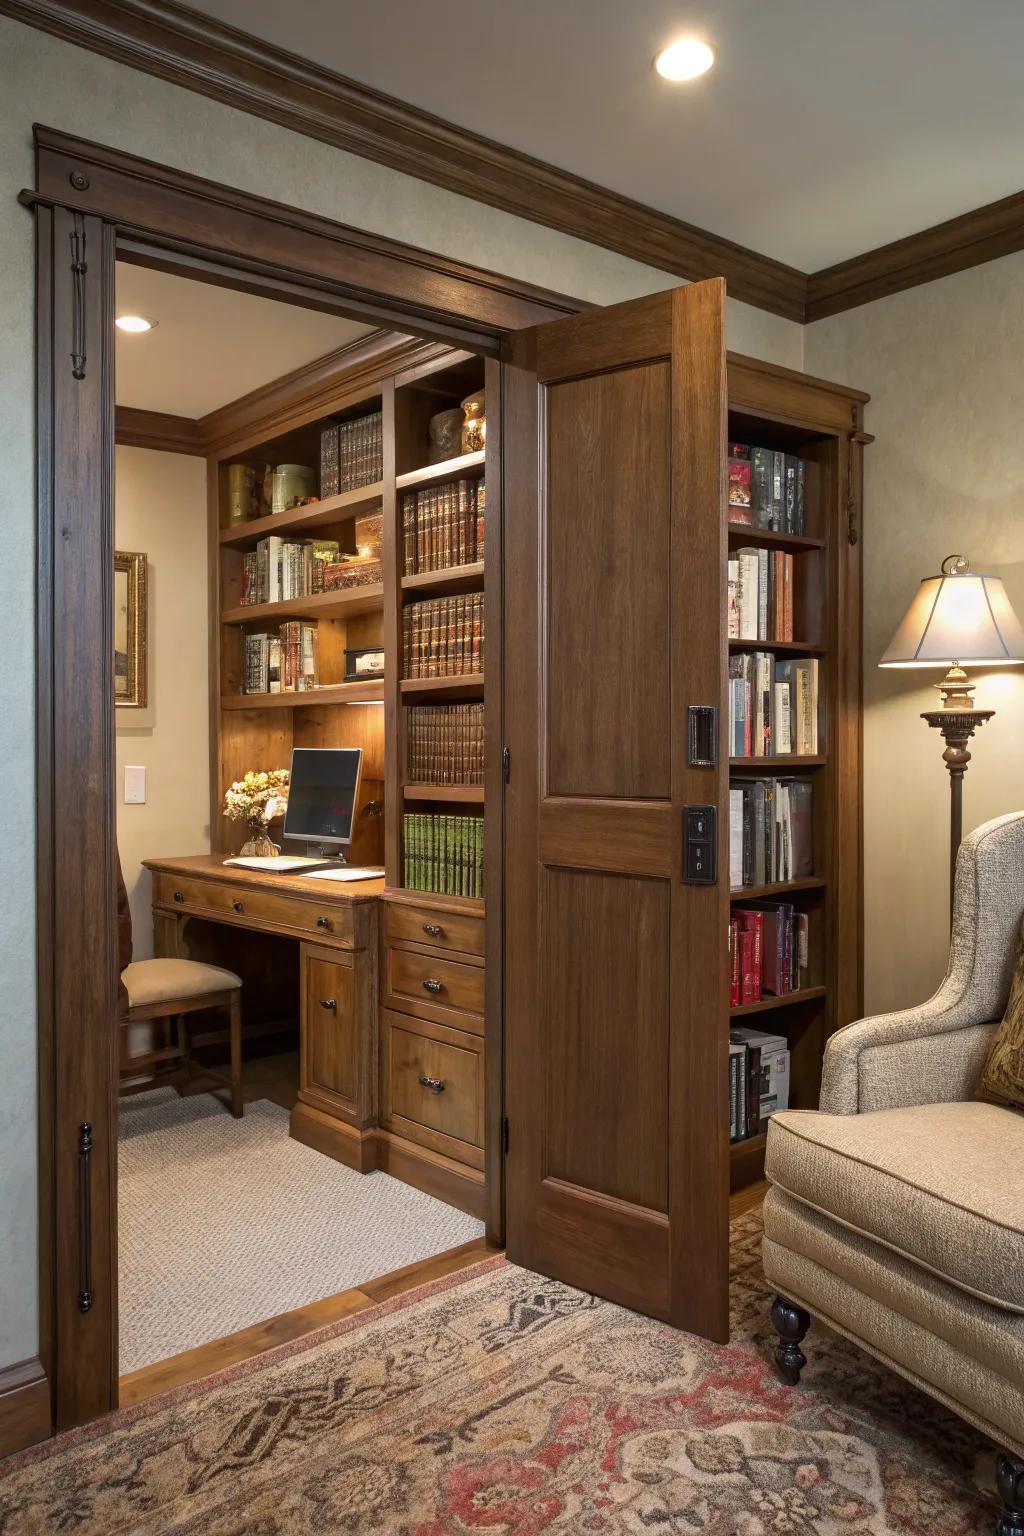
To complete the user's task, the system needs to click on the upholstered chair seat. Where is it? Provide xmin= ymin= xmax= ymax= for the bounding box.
xmin=122 ymin=958 xmax=242 ymax=1009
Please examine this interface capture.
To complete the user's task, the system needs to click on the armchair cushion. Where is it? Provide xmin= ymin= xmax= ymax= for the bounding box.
xmin=765 ymin=1100 xmax=1024 ymax=1313
xmin=977 ymin=925 xmax=1024 ymax=1110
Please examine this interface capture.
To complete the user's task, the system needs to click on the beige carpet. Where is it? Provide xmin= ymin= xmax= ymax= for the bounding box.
xmin=117 ymin=1089 xmax=484 ymax=1373
xmin=2 ymin=1211 xmax=995 ymax=1534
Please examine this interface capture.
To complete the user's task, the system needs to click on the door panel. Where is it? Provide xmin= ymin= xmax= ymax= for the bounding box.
xmin=504 ymin=280 xmax=730 ymax=1340
xmin=546 ymin=364 xmax=671 ymax=800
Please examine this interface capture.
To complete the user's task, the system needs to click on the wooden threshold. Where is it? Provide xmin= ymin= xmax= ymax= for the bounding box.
xmin=118 ymin=1236 xmax=498 ymax=1407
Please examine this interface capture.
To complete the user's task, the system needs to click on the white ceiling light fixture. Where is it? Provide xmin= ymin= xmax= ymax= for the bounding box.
xmin=115 ymin=315 xmax=157 ymax=333
xmin=654 ymin=37 xmax=714 ymax=82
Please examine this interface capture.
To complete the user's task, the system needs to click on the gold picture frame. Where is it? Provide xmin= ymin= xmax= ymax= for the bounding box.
xmin=114 ymin=551 xmax=148 ymax=708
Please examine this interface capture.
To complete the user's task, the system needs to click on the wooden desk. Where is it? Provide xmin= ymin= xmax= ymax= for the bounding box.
xmin=145 ymin=855 xmax=383 ymax=1172
xmin=143 ymin=857 xmax=486 ymax=1219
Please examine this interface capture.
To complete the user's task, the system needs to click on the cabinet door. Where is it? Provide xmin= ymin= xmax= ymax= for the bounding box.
xmin=299 ymin=943 xmax=375 ymax=1128
xmin=503 ymin=280 xmax=731 ymax=1340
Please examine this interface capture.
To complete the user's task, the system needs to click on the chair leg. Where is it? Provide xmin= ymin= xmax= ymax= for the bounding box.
xmin=175 ymin=1014 xmax=191 ymax=1095
xmin=227 ymin=991 xmax=243 ymax=1118
xmin=771 ymin=1295 xmax=811 ymax=1386
xmin=997 ymin=1453 xmax=1024 ymax=1536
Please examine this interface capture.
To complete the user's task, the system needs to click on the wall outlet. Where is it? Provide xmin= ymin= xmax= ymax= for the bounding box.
xmin=124 ymin=765 xmax=146 ymax=804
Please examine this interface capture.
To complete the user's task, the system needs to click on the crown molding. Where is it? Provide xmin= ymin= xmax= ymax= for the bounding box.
xmin=114 ymin=404 xmax=203 ymax=453
xmin=806 ymin=188 xmax=1024 ymax=321
xmin=0 ymin=0 xmax=806 ymax=322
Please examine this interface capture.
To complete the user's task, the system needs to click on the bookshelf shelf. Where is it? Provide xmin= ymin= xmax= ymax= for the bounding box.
xmin=401 ymin=561 xmax=485 ymax=597
xmin=728 ymin=639 xmax=826 ymax=655
xmin=730 ymin=877 xmax=827 ymax=900
xmin=221 ymin=680 xmax=385 ymax=710
xmin=219 ymin=483 xmax=384 ymax=548
xmin=730 ymin=755 xmax=826 ymax=770
xmin=400 ymin=674 xmax=485 ymax=700
xmin=404 ymin=783 xmax=485 ymax=803
xmin=730 ymin=986 xmax=827 ymax=1018
xmin=396 ymin=450 xmax=485 ymax=492
xmin=726 ymin=522 xmax=825 ymax=554
xmin=222 ymin=585 xmax=384 ymax=625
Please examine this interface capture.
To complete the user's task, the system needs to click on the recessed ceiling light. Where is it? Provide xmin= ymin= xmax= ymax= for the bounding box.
xmin=115 ymin=315 xmax=156 ymax=333
xmin=654 ymin=37 xmax=714 ymax=82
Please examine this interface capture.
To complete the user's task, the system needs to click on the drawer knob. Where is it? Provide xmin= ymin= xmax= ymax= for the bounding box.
xmin=233 ymin=900 xmax=244 ymax=914
xmin=173 ymin=890 xmax=184 ymax=903
xmin=423 ymin=922 xmax=444 ymax=938
xmin=422 ymin=978 xmax=444 ymax=994
xmin=419 ymin=1074 xmax=445 ymax=1094
xmin=317 ymin=916 xmax=332 ymax=930
xmin=319 ymin=998 xmax=336 ymax=1011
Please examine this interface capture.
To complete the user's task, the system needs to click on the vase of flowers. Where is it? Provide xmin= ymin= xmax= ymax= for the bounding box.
xmin=224 ymin=769 xmax=290 ymax=857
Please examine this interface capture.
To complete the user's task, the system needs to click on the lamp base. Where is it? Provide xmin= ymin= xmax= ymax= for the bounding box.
xmin=920 ymin=706 xmax=993 ymax=914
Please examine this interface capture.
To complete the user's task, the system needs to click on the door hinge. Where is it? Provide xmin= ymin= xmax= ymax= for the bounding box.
xmin=502 ymin=747 xmax=510 ymax=783
xmin=501 ymin=1115 xmax=510 ymax=1153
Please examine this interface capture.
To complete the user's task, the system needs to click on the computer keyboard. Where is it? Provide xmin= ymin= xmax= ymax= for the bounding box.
xmin=305 ymin=866 xmax=385 ymax=882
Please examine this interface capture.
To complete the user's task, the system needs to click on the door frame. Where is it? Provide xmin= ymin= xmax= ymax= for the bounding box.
xmin=28 ymin=124 xmax=582 ymax=1435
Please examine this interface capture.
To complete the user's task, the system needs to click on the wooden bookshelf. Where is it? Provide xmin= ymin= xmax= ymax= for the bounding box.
xmin=219 ymin=482 xmax=384 ymax=547
xmin=730 ymin=986 xmax=827 ymax=1018
xmin=220 ymin=680 xmax=384 ymax=710
xmin=401 ymin=561 xmax=485 ymax=596
xmin=403 ymin=783 xmax=485 ymax=803
xmin=222 ymin=586 xmax=384 ymax=625
xmin=399 ymin=675 xmax=485 ymax=699
xmin=395 ymin=449 xmax=485 ymax=492
xmin=731 ymin=877 xmax=826 ymax=900
xmin=728 ymin=638 xmax=827 ymax=655
xmin=729 ymin=755 xmax=826 ymax=769
xmin=726 ymin=522 xmax=825 ymax=553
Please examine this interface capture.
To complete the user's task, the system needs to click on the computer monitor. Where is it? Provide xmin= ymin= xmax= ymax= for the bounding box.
xmin=283 ymin=747 xmax=362 ymax=856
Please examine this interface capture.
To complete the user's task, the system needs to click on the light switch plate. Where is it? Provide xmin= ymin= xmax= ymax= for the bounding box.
xmin=124 ymin=764 xmax=146 ymax=804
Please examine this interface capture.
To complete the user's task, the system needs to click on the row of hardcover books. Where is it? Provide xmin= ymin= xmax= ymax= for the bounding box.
xmin=729 ymin=652 xmax=819 ymax=757
xmin=320 ymin=412 xmax=383 ymax=497
xmin=728 ymin=547 xmax=797 ymax=643
xmin=729 ymin=778 xmax=813 ymax=888
xmin=402 ymin=594 xmax=484 ymax=678
xmin=728 ymin=442 xmax=807 ymax=535
xmin=407 ymin=702 xmax=485 ymax=786
xmin=731 ymin=901 xmax=809 ymax=1006
xmin=730 ymin=1027 xmax=790 ymax=1143
xmin=240 ymin=511 xmax=383 ymax=607
xmin=243 ymin=623 xmax=318 ymax=695
xmin=402 ymin=480 xmax=485 ymax=574
xmin=402 ymin=813 xmax=484 ymax=898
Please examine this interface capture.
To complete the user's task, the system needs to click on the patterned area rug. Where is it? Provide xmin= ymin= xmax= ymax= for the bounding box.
xmin=1 ymin=1210 xmax=994 ymax=1534
xmin=119 ymin=1090 xmax=484 ymax=1371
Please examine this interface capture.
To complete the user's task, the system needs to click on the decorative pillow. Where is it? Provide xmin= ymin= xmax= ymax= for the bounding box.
xmin=977 ymin=926 xmax=1024 ymax=1110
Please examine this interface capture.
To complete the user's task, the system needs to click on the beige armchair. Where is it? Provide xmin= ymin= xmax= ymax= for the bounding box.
xmin=762 ymin=810 xmax=1024 ymax=1535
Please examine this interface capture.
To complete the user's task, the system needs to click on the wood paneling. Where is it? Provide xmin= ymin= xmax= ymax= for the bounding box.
xmin=299 ymin=946 xmax=360 ymax=1117
xmin=546 ymin=364 xmax=671 ymax=800
xmin=10 ymin=4 xmax=803 ymax=319
xmin=542 ymin=869 xmax=669 ymax=1212
xmin=114 ymin=405 xmax=203 ymax=454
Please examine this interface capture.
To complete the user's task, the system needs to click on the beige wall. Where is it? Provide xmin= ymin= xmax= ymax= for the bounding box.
xmin=115 ymin=447 xmax=210 ymax=961
xmin=805 ymin=252 xmax=1024 ymax=1014
xmin=0 ymin=13 xmax=805 ymax=1368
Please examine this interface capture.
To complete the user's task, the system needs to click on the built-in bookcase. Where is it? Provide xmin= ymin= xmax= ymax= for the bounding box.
xmin=724 ymin=372 xmax=866 ymax=1189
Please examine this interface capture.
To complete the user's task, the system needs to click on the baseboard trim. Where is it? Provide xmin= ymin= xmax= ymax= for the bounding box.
xmin=289 ymin=1101 xmax=378 ymax=1174
xmin=376 ymin=1130 xmax=486 ymax=1221
xmin=0 ymin=1357 xmax=51 ymax=1459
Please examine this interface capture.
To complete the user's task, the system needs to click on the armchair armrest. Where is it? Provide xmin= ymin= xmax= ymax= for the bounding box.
xmin=820 ymin=811 xmax=1024 ymax=1115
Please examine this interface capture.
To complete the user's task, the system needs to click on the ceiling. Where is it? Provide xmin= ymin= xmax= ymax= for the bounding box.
xmin=187 ymin=0 xmax=1024 ymax=272
xmin=115 ymin=264 xmax=374 ymax=416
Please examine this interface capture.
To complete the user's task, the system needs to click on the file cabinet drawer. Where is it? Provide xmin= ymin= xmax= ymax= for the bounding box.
xmin=386 ymin=945 xmax=484 ymax=1024
xmin=381 ymin=1011 xmax=483 ymax=1164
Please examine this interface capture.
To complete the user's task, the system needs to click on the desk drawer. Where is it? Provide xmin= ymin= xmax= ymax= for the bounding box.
xmin=385 ymin=900 xmax=484 ymax=958
xmin=387 ymin=945 xmax=484 ymax=1024
xmin=152 ymin=872 xmax=355 ymax=946
xmin=382 ymin=1011 xmax=483 ymax=1159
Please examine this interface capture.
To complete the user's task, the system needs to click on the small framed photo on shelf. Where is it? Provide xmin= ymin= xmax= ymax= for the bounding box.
xmin=345 ymin=646 xmax=385 ymax=681
xmin=114 ymin=550 xmax=148 ymax=708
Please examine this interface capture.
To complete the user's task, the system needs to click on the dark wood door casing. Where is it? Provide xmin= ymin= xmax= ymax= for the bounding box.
xmin=503 ymin=281 xmax=731 ymax=1342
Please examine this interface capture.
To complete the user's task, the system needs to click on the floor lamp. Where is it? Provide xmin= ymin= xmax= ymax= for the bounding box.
xmin=879 ymin=555 xmax=1024 ymax=914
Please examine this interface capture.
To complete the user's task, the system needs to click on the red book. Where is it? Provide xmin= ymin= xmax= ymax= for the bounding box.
xmin=738 ymin=929 xmax=759 ymax=1006
xmin=734 ymin=909 xmax=765 ymax=1004
xmin=730 ymin=918 xmax=741 ymax=1007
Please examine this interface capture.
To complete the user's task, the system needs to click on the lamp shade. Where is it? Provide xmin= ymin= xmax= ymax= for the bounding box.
xmin=880 ymin=556 xmax=1024 ymax=668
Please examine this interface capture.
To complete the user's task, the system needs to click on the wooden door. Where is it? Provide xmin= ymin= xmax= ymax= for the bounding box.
xmin=503 ymin=280 xmax=731 ymax=1341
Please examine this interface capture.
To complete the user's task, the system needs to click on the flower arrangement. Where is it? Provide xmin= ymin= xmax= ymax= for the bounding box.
xmin=224 ymin=769 xmax=290 ymax=857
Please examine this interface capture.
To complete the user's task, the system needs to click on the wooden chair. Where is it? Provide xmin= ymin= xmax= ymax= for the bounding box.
xmin=119 ymin=958 xmax=244 ymax=1118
